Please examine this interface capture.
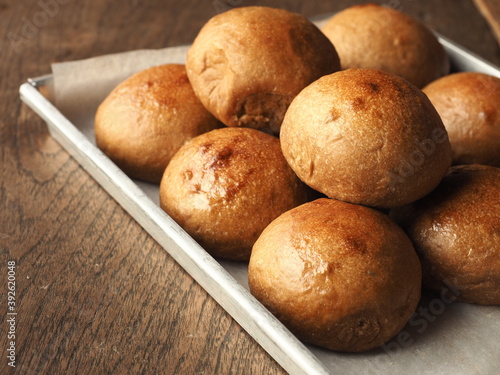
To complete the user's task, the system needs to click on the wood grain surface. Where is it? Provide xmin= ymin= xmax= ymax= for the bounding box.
xmin=473 ymin=0 xmax=500 ymax=44
xmin=1 ymin=1 xmax=499 ymax=374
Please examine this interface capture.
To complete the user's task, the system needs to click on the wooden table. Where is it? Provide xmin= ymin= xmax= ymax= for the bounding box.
xmin=1 ymin=1 xmax=499 ymax=374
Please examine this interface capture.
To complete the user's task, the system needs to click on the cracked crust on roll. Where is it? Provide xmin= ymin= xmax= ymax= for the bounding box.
xmin=186 ymin=6 xmax=340 ymax=134
xmin=159 ymin=127 xmax=309 ymax=261
xmin=248 ymin=198 xmax=422 ymax=352
xmin=280 ymin=68 xmax=452 ymax=208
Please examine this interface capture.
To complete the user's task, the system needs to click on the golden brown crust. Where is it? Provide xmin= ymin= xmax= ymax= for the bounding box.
xmin=159 ymin=127 xmax=308 ymax=260
xmin=95 ymin=64 xmax=221 ymax=183
xmin=321 ymin=3 xmax=449 ymax=88
xmin=280 ymin=68 xmax=452 ymax=208
xmin=391 ymin=164 xmax=500 ymax=305
xmin=423 ymin=72 xmax=500 ymax=167
xmin=248 ymin=198 xmax=422 ymax=352
xmin=186 ymin=6 xmax=340 ymax=134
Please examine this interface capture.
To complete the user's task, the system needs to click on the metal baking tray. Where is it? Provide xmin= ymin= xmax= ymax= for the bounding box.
xmin=20 ymin=28 xmax=500 ymax=375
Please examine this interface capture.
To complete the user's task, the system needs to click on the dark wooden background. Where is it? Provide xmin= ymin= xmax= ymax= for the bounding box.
xmin=1 ymin=0 xmax=499 ymax=374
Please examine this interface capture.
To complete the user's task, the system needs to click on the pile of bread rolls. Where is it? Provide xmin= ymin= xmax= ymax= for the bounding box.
xmin=94 ymin=4 xmax=500 ymax=353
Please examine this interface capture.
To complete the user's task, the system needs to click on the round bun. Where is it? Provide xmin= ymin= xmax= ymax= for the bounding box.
xmin=280 ymin=68 xmax=452 ymax=208
xmin=391 ymin=164 xmax=500 ymax=305
xmin=248 ymin=198 xmax=422 ymax=352
xmin=95 ymin=64 xmax=221 ymax=183
xmin=159 ymin=127 xmax=308 ymax=261
xmin=321 ymin=3 xmax=449 ymax=88
xmin=186 ymin=6 xmax=340 ymax=134
xmin=423 ymin=72 xmax=500 ymax=167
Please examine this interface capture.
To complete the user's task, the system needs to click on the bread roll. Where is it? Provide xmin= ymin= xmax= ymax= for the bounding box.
xmin=248 ymin=198 xmax=422 ymax=352
xmin=423 ymin=72 xmax=500 ymax=167
xmin=280 ymin=68 xmax=452 ymax=208
xmin=391 ymin=164 xmax=500 ymax=305
xmin=321 ymin=3 xmax=449 ymax=88
xmin=95 ymin=64 xmax=221 ymax=183
xmin=159 ymin=127 xmax=308 ymax=260
xmin=186 ymin=6 xmax=340 ymax=134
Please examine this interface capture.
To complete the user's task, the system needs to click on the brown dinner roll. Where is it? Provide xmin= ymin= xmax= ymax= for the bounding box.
xmin=159 ymin=127 xmax=308 ymax=261
xmin=280 ymin=68 xmax=452 ymax=208
xmin=321 ymin=3 xmax=449 ymax=88
xmin=95 ymin=64 xmax=221 ymax=183
xmin=391 ymin=164 xmax=500 ymax=305
xmin=423 ymin=72 xmax=500 ymax=167
xmin=248 ymin=198 xmax=422 ymax=352
xmin=186 ymin=6 xmax=340 ymax=134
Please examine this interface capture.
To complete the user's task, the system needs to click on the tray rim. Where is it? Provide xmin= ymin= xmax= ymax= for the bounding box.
xmin=19 ymin=33 xmax=500 ymax=375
